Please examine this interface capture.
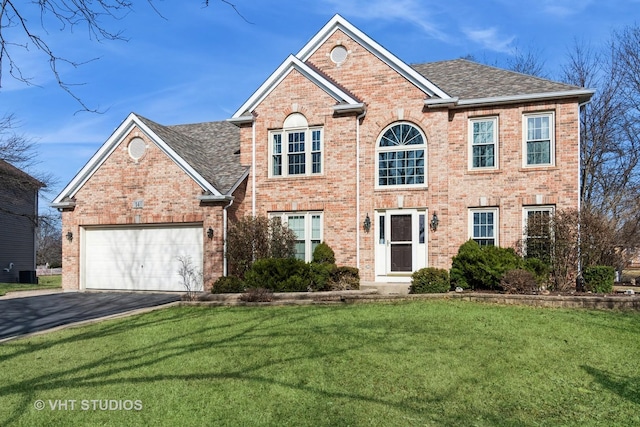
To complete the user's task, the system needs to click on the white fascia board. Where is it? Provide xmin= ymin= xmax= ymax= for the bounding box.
xmin=52 ymin=113 xmax=221 ymax=204
xmin=231 ymin=55 xmax=360 ymax=119
xmin=52 ymin=113 xmax=137 ymax=204
xmin=296 ymin=14 xmax=451 ymax=100
xmin=452 ymin=89 xmax=595 ymax=109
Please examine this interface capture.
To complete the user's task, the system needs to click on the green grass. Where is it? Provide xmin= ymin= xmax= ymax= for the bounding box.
xmin=0 ymin=301 xmax=638 ymax=426
xmin=0 ymin=275 xmax=61 ymax=296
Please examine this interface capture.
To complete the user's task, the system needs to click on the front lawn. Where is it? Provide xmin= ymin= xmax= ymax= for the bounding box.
xmin=0 ymin=275 xmax=61 ymax=296
xmin=0 ymin=301 xmax=638 ymax=426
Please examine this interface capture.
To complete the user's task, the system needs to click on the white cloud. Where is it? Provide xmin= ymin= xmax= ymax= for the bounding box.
xmin=320 ymin=0 xmax=451 ymax=42
xmin=462 ymin=27 xmax=515 ymax=54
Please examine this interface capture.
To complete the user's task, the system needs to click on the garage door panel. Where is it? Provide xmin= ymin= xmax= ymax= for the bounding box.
xmin=84 ymin=226 xmax=203 ymax=291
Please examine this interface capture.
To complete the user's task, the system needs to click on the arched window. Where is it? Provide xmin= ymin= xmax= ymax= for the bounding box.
xmin=269 ymin=113 xmax=323 ymax=177
xmin=376 ymin=122 xmax=426 ymax=187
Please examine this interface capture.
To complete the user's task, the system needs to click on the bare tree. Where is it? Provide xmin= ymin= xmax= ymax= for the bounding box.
xmin=36 ymin=209 xmax=62 ymax=267
xmin=0 ymin=1 xmax=247 ymax=111
xmin=0 ymin=113 xmax=57 ymax=222
xmin=506 ymin=45 xmax=548 ymax=78
xmin=561 ymin=28 xmax=640 ymax=269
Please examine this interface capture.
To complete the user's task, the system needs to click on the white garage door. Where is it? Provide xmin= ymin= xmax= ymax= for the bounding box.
xmin=83 ymin=225 xmax=203 ymax=291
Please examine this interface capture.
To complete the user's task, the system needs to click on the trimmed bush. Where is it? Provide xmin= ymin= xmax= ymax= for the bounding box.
xmin=211 ymin=276 xmax=246 ymax=294
xmin=329 ymin=266 xmax=360 ymax=291
xmin=582 ymin=266 xmax=615 ymax=293
xmin=450 ymin=240 xmax=523 ymax=290
xmin=244 ymin=258 xmax=310 ymax=292
xmin=500 ymin=269 xmax=538 ymax=294
xmin=309 ymin=262 xmax=336 ymax=291
xmin=312 ymin=242 xmax=336 ymax=264
xmin=410 ymin=268 xmax=450 ymax=294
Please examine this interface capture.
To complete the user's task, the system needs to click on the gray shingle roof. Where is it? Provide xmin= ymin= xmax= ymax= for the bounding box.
xmin=411 ymin=59 xmax=584 ymax=100
xmin=136 ymin=115 xmax=247 ymax=195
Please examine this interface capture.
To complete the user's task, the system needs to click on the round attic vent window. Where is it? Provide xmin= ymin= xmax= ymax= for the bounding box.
xmin=330 ymin=45 xmax=348 ymax=64
xmin=128 ymin=137 xmax=147 ymax=161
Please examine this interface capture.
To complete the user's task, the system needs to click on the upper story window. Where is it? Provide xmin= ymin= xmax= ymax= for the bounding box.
xmin=270 ymin=113 xmax=323 ymax=177
xmin=469 ymin=117 xmax=498 ymax=170
xmin=524 ymin=112 xmax=555 ymax=167
xmin=376 ymin=122 xmax=427 ymax=188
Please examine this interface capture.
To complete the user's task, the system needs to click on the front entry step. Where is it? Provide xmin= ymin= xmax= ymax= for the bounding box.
xmin=360 ymin=282 xmax=410 ymax=296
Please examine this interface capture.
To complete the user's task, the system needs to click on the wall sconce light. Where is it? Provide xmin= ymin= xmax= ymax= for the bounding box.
xmin=430 ymin=212 xmax=439 ymax=232
xmin=66 ymin=231 xmax=73 ymax=242
xmin=207 ymin=227 xmax=214 ymax=239
xmin=363 ymin=213 xmax=371 ymax=233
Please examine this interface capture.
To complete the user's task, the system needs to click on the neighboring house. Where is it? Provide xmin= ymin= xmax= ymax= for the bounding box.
xmin=52 ymin=15 xmax=594 ymax=292
xmin=0 ymin=159 xmax=43 ymax=283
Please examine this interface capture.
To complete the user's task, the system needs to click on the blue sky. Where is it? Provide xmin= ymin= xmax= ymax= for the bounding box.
xmin=2 ymin=0 xmax=639 ymax=206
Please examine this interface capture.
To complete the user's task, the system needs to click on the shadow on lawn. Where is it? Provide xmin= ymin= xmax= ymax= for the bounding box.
xmin=0 ymin=304 xmax=577 ymax=426
xmin=0 ymin=307 xmax=350 ymax=425
xmin=0 ymin=305 xmax=471 ymax=426
xmin=583 ymin=365 xmax=640 ymax=405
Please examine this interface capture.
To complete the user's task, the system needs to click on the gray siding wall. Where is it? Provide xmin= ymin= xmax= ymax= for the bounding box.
xmin=0 ymin=186 xmax=38 ymax=283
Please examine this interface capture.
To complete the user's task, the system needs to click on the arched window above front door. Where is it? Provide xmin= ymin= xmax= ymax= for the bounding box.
xmin=376 ymin=122 xmax=427 ymax=188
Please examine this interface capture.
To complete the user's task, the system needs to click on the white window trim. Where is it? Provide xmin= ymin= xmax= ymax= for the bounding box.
xmin=468 ymin=116 xmax=499 ymax=170
xmin=269 ymin=211 xmax=323 ymax=262
xmin=523 ymin=112 xmax=555 ymax=167
xmin=375 ymin=122 xmax=428 ymax=190
xmin=468 ymin=207 xmax=499 ymax=246
xmin=268 ymin=127 xmax=324 ymax=178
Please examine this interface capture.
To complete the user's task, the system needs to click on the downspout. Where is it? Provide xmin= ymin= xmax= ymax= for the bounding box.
xmin=223 ymin=198 xmax=234 ymax=277
xmin=577 ymin=99 xmax=591 ymax=284
xmin=252 ymin=118 xmax=256 ymax=217
xmin=355 ymin=109 xmax=367 ymax=270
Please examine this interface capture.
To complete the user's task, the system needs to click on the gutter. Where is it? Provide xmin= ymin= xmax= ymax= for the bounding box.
xmin=424 ymin=89 xmax=595 ymax=109
xmin=198 ymin=194 xmax=234 ymax=203
xmin=334 ymin=103 xmax=366 ymax=114
xmin=50 ymin=201 xmax=76 ymax=210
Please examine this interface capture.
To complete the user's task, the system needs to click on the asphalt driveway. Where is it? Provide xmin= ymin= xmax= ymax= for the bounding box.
xmin=0 ymin=292 xmax=181 ymax=341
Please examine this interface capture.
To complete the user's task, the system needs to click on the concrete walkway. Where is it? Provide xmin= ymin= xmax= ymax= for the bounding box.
xmin=360 ymin=282 xmax=410 ymax=295
xmin=0 ymin=288 xmax=64 ymax=299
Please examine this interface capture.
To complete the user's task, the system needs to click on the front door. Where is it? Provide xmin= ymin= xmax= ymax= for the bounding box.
xmin=389 ymin=214 xmax=412 ymax=272
xmin=375 ymin=209 xmax=428 ymax=280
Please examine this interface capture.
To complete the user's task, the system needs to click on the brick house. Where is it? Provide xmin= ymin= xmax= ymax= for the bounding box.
xmin=52 ymin=15 xmax=593 ymax=292
xmin=1 ymin=160 xmax=43 ymax=283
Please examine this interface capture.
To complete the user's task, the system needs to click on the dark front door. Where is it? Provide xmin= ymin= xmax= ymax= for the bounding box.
xmin=389 ymin=214 xmax=412 ymax=272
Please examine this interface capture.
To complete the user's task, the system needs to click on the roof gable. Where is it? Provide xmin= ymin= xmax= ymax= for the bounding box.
xmin=231 ymin=54 xmax=364 ymax=120
xmin=296 ymin=14 xmax=451 ymax=100
xmin=52 ymin=113 xmax=247 ymax=206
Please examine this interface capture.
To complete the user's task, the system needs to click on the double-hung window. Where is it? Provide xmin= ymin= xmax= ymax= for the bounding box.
xmin=524 ymin=113 xmax=554 ymax=166
xmin=469 ymin=117 xmax=498 ymax=169
xmin=470 ymin=208 xmax=498 ymax=246
xmin=523 ymin=206 xmax=554 ymax=263
xmin=270 ymin=113 xmax=323 ymax=177
xmin=270 ymin=212 xmax=322 ymax=262
xmin=376 ymin=122 xmax=427 ymax=188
